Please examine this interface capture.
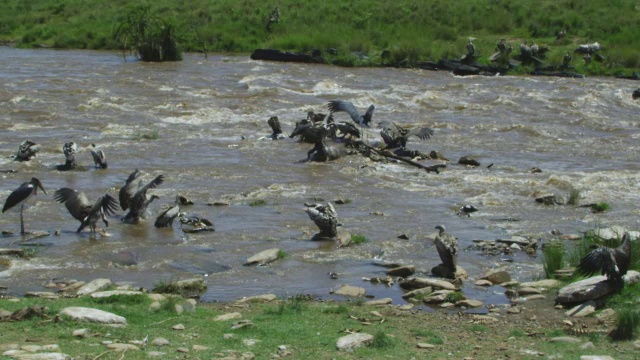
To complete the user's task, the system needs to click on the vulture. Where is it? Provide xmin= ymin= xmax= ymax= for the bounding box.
xmin=90 ymin=143 xmax=108 ymax=168
xmin=434 ymin=225 xmax=458 ymax=278
xmin=327 ymin=100 xmax=375 ymax=127
xmin=578 ymin=232 xmax=631 ymax=290
xmin=15 ymin=140 xmax=40 ymax=161
xmin=54 ymin=188 xmax=119 ymax=233
xmin=119 ymin=170 xmax=164 ymax=223
xmin=305 ymin=202 xmax=338 ymax=238
xmin=378 ymin=121 xmax=433 ymax=149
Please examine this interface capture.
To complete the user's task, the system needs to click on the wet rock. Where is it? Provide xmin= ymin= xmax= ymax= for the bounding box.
xmin=402 ymin=287 xmax=433 ymax=300
xmin=334 ymin=285 xmax=366 ymax=297
xmin=592 ymin=226 xmax=639 ymax=240
xmin=60 ymin=307 xmax=126 ymax=325
xmin=364 ymin=298 xmax=392 ymax=306
xmin=429 ymin=150 xmax=449 ymax=161
xmin=213 ymin=312 xmax=242 ymax=322
xmin=456 ymin=299 xmax=483 ymax=308
xmin=0 ymin=249 xmax=24 ymax=257
xmin=76 ymin=279 xmax=112 ymax=296
xmin=556 ymin=271 xmax=640 ymax=304
xmin=236 ymin=294 xmax=277 ymax=304
xmin=565 ymin=301 xmax=597 ymax=318
xmin=399 ymin=277 xmax=456 ymax=291
xmin=432 ymin=264 xmax=467 ymax=280
xmin=535 ymin=194 xmax=564 ymax=205
xmin=474 ymin=280 xmax=493 ymax=287
xmin=386 ymin=265 xmax=415 ymax=277
xmin=481 ymin=268 xmax=511 ymax=284
xmin=244 ymin=248 xmax=281 ymax=266
xmin=520 ymin=279 xmax=560 ymax=289
xmin=336 ymin=333 xmax=374 ymax=352
xmin=335 ymin=230 xmax=352 ymax=248
xmin=518 ymin=287 xmax=542 ymax=295
xmin=496 ymin=236 xmax=531 ymax=246
xmin=151 ymin=338 xmax=170 ymax=346
xmin=423 ymin=290 xmax=454 ymax=304
xmin=458 ymin=156 xmax=480 ymax=167
xmin=90 ymin=290 xmax=143 ymax=299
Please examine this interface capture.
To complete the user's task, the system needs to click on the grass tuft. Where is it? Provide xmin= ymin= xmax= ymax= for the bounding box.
xmin=277 ymin=250 xmax=287 ymax=259
xmin=133 ymin=130 xmax=159 ymax=140
xmin=412 ymin=329 xmax=444 ymax=344
xmin=590 ymin=202 xmax=610 ymax=213
xmin=542 ymin=241 xmax=565 ymax=279
xmin=249 ymin=199 xmax=267 ymax=207
xmin=371 ymin=330 xmax=395 ymax=349
xmin=445 ymin=291 xmax=465 ymax=303
xmin=609 ymin=307 xmax=640 ymax=341
xmin=567 ymin=188 xmax=581 ymax=205
xmin=351 ymin=234 xmax=368 ymax=245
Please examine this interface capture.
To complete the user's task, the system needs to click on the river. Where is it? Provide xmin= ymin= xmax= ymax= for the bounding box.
xmin=0 ymin=48 xmax=638 ymax=306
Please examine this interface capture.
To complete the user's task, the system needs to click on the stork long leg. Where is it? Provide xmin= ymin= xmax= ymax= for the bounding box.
xmin=19 ymin=203 xmax=24 ymax=235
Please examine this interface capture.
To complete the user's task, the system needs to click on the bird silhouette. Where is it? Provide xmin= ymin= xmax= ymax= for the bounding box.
xmin=90 ymin=143 xmax=108 ymax=169
xmin=578 ymin=233 xmax=631 ymax=291
xmin=305 ymin=202 xmax=338 ymax=239
xmin=327 ymin=100 xmax=375 ymax=127
xmin=2 ymin=178 xmax=46 ymax=234
xmin=434 ymin=225 xmax=458 ymax=279
xmin=15 ymin=140 xmax=40 ymax=161
xmin=120 ymin=172 xmax=164 ymax=223
xmin=378 ymin=121 xmax=433 ymax=149
xmin=54 ymin=188 xmax=119 ymax=233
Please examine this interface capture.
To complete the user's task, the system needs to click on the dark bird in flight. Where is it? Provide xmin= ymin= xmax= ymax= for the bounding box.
xmin=434 ymin=225 xmax=458 ymax=279
xmin=578 ymin=232 xmax=631 ymax=291
xmin=378 ymin=121 xmax=433 ymax=149
xmin=54 ymin=188 xmax=119 ymax=233
xmin=90 ymin=143 xmax=108 ymax=169
xmin=2 ymin=177 xmax=46 ymax=234
xmin=327 ymin=100 xmax=375 ymax=127
xmin=15 ymin=140 xmax=40 ymax=161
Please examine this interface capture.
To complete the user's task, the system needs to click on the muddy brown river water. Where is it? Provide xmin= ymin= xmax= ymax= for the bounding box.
xmin=0 ymin=48 xmax=638 ymax=306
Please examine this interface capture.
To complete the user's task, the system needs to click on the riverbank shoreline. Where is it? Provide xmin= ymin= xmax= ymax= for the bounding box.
xmin=0 ymin=281 xmax=634 ymax=359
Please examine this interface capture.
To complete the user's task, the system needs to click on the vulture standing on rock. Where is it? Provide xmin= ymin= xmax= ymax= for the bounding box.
xmin=54 ymin=188 xmax=119 ymax=233
xmin=578 ymin=232 xmax=631 ymax=291
xmin=434 ymin=225 xmax=458 ymax=278
xmin=378 ymin=121 xmax=434 ymax=149
xmin=305 ymin=202 xmax=338 ymax=239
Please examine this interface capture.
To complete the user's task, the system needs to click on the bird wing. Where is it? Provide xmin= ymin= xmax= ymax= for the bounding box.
xmin=3 ymin=182 xmax=33 ymax=213
xmin=362 ymin=104 xmax=375 ymax=126
xmin=578 ymin=246 xmax=618 ymax=278
xmin=335 ymin=122 xmax=360 ymax=138
xmin=90 ymin=193 xmax=119 ymax=217
xmin=154 ymin=205 xmax=180 ymax=227
xmin=378 ymin=121 xmax=399 ymax=144
xmin=407 ymin=127 xmax=434 ymax=141
xmin=53 ymin=188 xmax=91 ymax=221
xmin=119 ymin=170 xmax=143 ymax=210
xmin=91 ymin=149 xmax=106 ymax=164
xmin=327 ymin=100 xmax=363 ymax=125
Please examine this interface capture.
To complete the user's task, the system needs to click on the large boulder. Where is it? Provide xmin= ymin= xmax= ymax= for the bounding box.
xmin=60 ymin=307 xmax=126 ymax=325
xmin=76 ymin=279 xmax=112 ymax=296
xmin=244 ymin=248 xmax=281 ymax=266
xmin=556 ymin=271 xmax=640 ymax=304
xmin=336 ymin=333 xmax=374 ymax=352
xmin=481 ymin=268 xmax=511 ymax=284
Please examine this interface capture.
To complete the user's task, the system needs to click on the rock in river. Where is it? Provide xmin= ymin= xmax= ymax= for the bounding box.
xmin=244 ymin=248 xmax=281 ymax=266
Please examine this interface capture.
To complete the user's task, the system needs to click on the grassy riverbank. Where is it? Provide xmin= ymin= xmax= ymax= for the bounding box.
xmin=0 ymin=292 xmax=633 ymax=359
xmin=0 ymin=1 xmax=638 ymax=75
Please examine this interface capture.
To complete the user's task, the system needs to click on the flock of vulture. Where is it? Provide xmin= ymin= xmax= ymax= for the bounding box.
xmin=1 ymin=99 xmax=632 ymax=290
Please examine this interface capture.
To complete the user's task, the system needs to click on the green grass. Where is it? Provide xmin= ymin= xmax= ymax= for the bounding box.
xmin=371 ymin=330 xmax=395 ymax=349
xmin=152 ymin=278 xmax=206 ymax=298
xmin=444 ymin=291 xmax=465 ymax=303
xmin=0 ymin=1 xmax=638 ymax=74
xmin=591 ymin=202 xmax=611 ymax=213
xmin=542 ymin=241 xmax=566 ymax=279
xmin=249 ymin=199 xmax=267 ymax=207
xmin=351 ymin=234 xmax=368 ymax=245
xmin=567 ymin=188 xmax=581 ymax=206
xmin=277 ymin=250 xmax=287 ymax=259
xmin=133 ymin=129 xmax=159 ymax=140
xmin=412 ymin=329 xmax=445 ymax=345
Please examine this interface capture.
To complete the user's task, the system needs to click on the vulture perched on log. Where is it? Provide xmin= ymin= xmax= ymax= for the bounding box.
xmin=578 ymin=232 xmax=631 ymax=290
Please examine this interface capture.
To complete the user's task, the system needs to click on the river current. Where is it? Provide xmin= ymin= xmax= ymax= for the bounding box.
xmin=0 ymin=48 xmax=638 ymax=305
